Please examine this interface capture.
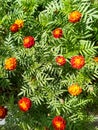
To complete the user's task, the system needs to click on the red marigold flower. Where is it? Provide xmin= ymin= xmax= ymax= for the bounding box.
xmin=0 ymin=106 xmax=8 ymax=119
xmin=68 ymin=84 xmax=82 ymax=96
xmin=18 ymin=97 xmax=32 ymax=112
xmin=70 ymin=55 xmax=85 ymax=69
xmin=10 ymin=24 xmax=19 ymax=33
xmin=14 ymin=19 xmax=24 ymax=28
xmin=68 ymin=11 xmax=82 ymax=23
xmin=23 ymin=36 xmax=35 ymax=48
xmin=4 ymin=57 xmax=17 ymax=71
xmin=52 ymin=28 xmax=63 ymax=38
xmin=56 ymin=56 xmax=66 ymax=66
xmin=52 ymin=116 xmax=66 ymax=130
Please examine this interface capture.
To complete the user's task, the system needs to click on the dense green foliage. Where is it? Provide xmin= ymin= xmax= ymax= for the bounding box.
xmin=0 ymin=0 xmax=98 ymax=130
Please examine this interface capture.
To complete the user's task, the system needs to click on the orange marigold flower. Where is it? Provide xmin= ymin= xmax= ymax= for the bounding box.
xmin=5 ymin=57 xmax=17 ymax=71
xmin=52 ymin=116 xmax=66 ymax=130
xmin=56 ymin=56 xmax=66 ymax=66
xmin=10 ymin=24 xmax=19 ymax=33
xmin=18 ymin=97 xmax=32 ymax=112
xmin=14 ymin=19 xmax=24 ymax=28
xmin=0 ymin=106 xmax=8 ymax=119
xmin=69 ymin=11 xmax=82 ymax=23
xmin=23 ymin=36 xmax=35 ymax=48
xmin=68 ymin=84 xmax=82 ymax=96
xmin=70 ymin=55 xmax=85 ymax=69
xmin=52 ymin=28 xmax=63 ymax=38
xmin=93 ymin=57 xmax=98 ymax=62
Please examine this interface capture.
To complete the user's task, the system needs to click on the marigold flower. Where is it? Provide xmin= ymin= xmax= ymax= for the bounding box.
xmin=14 ymin=19 xmax=24 ymax=28
xmin=56 ymin=56 xmax=66 ymax=66
xmin=68 ymin=84 xmax=82 ymax=96
xmin=52 ymin=28 xmax=63 ymax=38
xmin=5 ymin=57 xmax=17 ymax=71
xmin=70 ymin=55 xmax=85 ymax=69
xmin=93 ymin=57 xmax=98 ymax=62
xmin=23 ymin=36 xmax=35 ymax=48
xmin=10 ymin=24 xmax=19 ymax=33
xmin=18 ymin=97 xmax=32 ymax=112
xmin=0 ymin=106 xmax=8 ymax=119
xmin=69 ymin=11 xmax=82 ymax=23
xmin=52 ymin=116 xmax=66 ymax=130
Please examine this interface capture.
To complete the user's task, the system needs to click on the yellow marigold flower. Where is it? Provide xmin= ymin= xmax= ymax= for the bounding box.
xmin=68 ymin=84 xmax=82 ymax=96
xmin=14 ymin=19 xmax=24 ymax=28
xmin=5 ymin=57 xmax=17 ymax=71
xmin=69 ymin=11 xmax=82 ymax=23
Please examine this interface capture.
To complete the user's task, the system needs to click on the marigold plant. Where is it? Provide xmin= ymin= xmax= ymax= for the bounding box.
xmin=0 ymin=0 xmax=98 ymax=130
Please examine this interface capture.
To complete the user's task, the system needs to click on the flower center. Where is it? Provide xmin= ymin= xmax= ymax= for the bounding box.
xmin=56 ymin=121 xmax=61 ymax=128
xmin=74 ymin=58 xmax=81 ymax=64
xmin=24 ymin=38 xmax=30 ymax=44
xmin=58 ymin=58 xmax=63 ymax=63
xmin=55 ymin=30 xmax=60 ymax=35
xmin=20 ymin=101 xmax=27 ymax=109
